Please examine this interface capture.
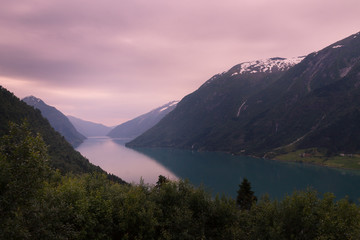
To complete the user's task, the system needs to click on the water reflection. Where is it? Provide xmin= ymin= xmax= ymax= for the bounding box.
xmin=77 ymin=137 xmax=360 ymax=201
xmin=76 ymin=137 xmax=178 ymax=184
xmin=131 ymin=147 xmax=360 ymax=200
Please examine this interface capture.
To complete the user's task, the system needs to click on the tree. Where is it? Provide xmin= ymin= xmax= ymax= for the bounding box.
xmin=0 ymin=121 xmax=51 ymax=238
xmin=236 ymin=178 xmax=257 ymax=210
xmin=155 ymin=175 xmax=169 ymax=188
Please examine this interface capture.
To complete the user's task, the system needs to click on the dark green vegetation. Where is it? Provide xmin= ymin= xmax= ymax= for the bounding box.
xmin=108 ymin=101 xmax=178 ymax=139
xmin=128 ymin=32 xmax=360 ymax=169
xmin=237 ymin=178 xmax=257 ymax=210
xmin=23 ymin=96 xmax=86 ymax=147
xmin=275 ymin=148 xmax=360 ymax=170
xmin=0 ymin=86 xmax=124 ymax=183
xmin=1 ymin=124 xmax=360 ymax=239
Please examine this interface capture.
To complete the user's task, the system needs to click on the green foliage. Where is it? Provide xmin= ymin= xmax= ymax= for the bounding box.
xmin=248 ymin=190 xmax=360 ymax=240
xmin=237 ymin=178 xmax=257 ymax=210
xmin=275 ymin=148 xmax=360 ymax=170
xmin=35 ymin=176 xmax=360 ymax=240
xmin=0 ymin=86 xmax=125 ymax=183
xmin=1 ymin=122 xmax=360 ymax=239
xmin=0 ymin=121 xmax=51 ymax=239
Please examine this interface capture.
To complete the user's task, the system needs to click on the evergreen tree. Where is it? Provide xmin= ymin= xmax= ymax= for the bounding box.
xmin=155 ymin=175 xmax=169 ymax=188
xmin=236 ymin=178 xmax=257 ymax=210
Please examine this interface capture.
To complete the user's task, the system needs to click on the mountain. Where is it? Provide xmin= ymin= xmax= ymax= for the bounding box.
xmin=127 ymin=56 xmax=304 ymax=151
xmin=22 ymin=96 xmax=86 ymax=147
xmin=67 ymin=115 xmax=113 ymax=137
xmin=108 ymin=101 xmax=179 ymax=140
xmin=0 ymin=86 xmax=125 ymax=183
xmin=127 ymin=32 xmax=360 ymax=158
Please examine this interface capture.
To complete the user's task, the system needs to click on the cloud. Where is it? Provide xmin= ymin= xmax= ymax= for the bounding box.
xmin=0 ymin=0 xmax=359 ymax=125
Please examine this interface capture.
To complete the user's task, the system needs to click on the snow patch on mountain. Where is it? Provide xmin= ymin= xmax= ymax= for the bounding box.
xmin=230 ymin=56 xmax=305 ymax=76
xmin=202 ymin=56 xmax=305 ymax=87
xmin=158 ymin=101 xmax=179 ymax=112
xmin=23 ymin=95 xmax=43 ymax=105
xmin=332 ymin=45 xmax=343 ymax=49
xmin=236 ymin=100 xmax=247 ymax=117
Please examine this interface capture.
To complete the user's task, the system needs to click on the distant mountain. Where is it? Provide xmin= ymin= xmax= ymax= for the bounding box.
xmin=108 ymin=101 xmax=179 ymax=140
xmin=0 ymin=86 xmax=125 ymax=183
xmin=22 ymin=96 xmax=86 ymax=147
xmin=128 ymin=32 xmax=360 ymax=157
xmin=67 ymin=115 xmax=113 ymax=137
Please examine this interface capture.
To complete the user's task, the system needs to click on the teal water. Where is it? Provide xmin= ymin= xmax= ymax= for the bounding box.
xmin=77 ymin=137 xmax=360 ymax=201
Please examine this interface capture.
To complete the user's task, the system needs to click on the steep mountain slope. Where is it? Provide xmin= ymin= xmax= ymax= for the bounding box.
xmin=127 ymin=57 xmax=304 ymax=150
xmin=108 ymin=101 xmax=179 ymax=139
xmin=128 ymin=32 xmax=360 ymax=157
xmin=68 ymin=115 xmax=113 ymax=137
xmin=23 ymin=96 xmax=86 ymax=147
xmin=0 ymin=86 xmax=125 ymax=184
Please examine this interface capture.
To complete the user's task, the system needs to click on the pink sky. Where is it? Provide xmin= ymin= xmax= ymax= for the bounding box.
xmin=0 ymin=0 xmax=359 ymax=126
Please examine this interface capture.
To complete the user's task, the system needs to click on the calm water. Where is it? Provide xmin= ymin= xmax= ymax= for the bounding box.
xmin=77 ymin=137 xmax=360 ymax=200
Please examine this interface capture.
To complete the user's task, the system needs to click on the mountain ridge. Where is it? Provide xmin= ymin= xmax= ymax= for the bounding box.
xmin=127 ymin=31 xmax=360 ymax=159
xmin=22 ymin=96 xmax=86 ymax=147
xmin=67 ymin=115 xmax=114 ymax=137
xmin=108 ymin=101 xmax=179 ymax=140
xmin=0 ymin=86 xmax=125 ymax=183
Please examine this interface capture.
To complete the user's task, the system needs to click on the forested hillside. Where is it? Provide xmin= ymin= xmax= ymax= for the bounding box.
xmin=23 ymin=96 xmax=86 ymax=147
xmin=1 ymin=123 xmax=359 ymax=239
xmin=0 ymin=86 xmax=124 ymax=183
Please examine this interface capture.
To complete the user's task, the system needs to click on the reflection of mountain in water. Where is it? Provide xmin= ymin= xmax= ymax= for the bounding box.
xmin=111 ymin=138 xmax=134 ymax=145
xmin=77 ymin=137 xmax=178 ymax=184
xmin=129 ymin=147 xmax=360 ymax=200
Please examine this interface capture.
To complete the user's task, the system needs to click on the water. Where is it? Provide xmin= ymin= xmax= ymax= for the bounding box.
xmin=77 ymin=137 xmax=360 ymax=201
xmin=76 ymin=137 xmax=178 ymax=184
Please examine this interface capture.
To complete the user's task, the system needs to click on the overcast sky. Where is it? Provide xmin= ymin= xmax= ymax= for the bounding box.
xmin=0 ymin=0 xmax=359 ymax=125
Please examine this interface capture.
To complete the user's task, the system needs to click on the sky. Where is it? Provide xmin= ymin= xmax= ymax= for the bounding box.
xmin=0 ymin=0 xmax=359 ymax=126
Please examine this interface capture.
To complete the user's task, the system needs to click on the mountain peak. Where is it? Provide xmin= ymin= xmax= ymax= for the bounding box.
xmin=22 ymin=95 xmax=44 ymax=105
xmin=127 ymin=31 xmax=360 ymax=158
xmin=108 ymin=100 xmax=179 ymax=140
xmin=22 ymin=95 xmax=86 ymax=147
xmin=229 ymin=56 xmax=305 ymax=76
xmin=203 ymin=56 xmax=306 ymax=86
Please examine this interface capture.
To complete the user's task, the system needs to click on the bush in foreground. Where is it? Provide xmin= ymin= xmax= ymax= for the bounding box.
xmin=1 ymin=122 xmax=360 ymax=239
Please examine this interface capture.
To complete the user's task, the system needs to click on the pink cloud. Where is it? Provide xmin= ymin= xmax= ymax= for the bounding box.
xmin=0 ymin=0 xmax=359 ymax=125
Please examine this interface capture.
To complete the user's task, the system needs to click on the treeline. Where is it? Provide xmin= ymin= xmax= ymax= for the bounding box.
xmin=1 ymin=123 xmax=360 ymax=239
xmin=0 ymin=86 xmax=125 ymax=184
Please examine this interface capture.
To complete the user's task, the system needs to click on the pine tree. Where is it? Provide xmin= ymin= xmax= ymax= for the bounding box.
xmin=156 ymin=175 xmax=168 ymax=188
xmin=236 ymin=177 xmax=257 ymax=210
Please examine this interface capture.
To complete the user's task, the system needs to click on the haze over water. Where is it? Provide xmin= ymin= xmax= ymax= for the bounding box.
xmin=77 ymin=137 xmax=178 ymax=184
xmin=77 ymin=137 xmax=360 ymax=200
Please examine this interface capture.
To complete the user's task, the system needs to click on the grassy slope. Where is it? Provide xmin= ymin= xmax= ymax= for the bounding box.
xmin=275 ymin=148 xmax=360 ymax=170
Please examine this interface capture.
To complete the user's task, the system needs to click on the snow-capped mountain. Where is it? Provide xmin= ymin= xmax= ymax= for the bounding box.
xmin=229 ymin=56 xmax=305 ymax=76
xmin=203 ymin=56 xmax=305 ymax=86
xmin=107 ymin=101 xmax=179 ymax=140
xmin=22 ymin=95 xmax=44 ymax=105
xmin=128 ymin=31 xmax=360 ymax=158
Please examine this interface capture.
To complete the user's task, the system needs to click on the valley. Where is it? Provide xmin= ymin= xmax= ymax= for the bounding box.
xmin=1 ymin=1 xmax=360 ymax=238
